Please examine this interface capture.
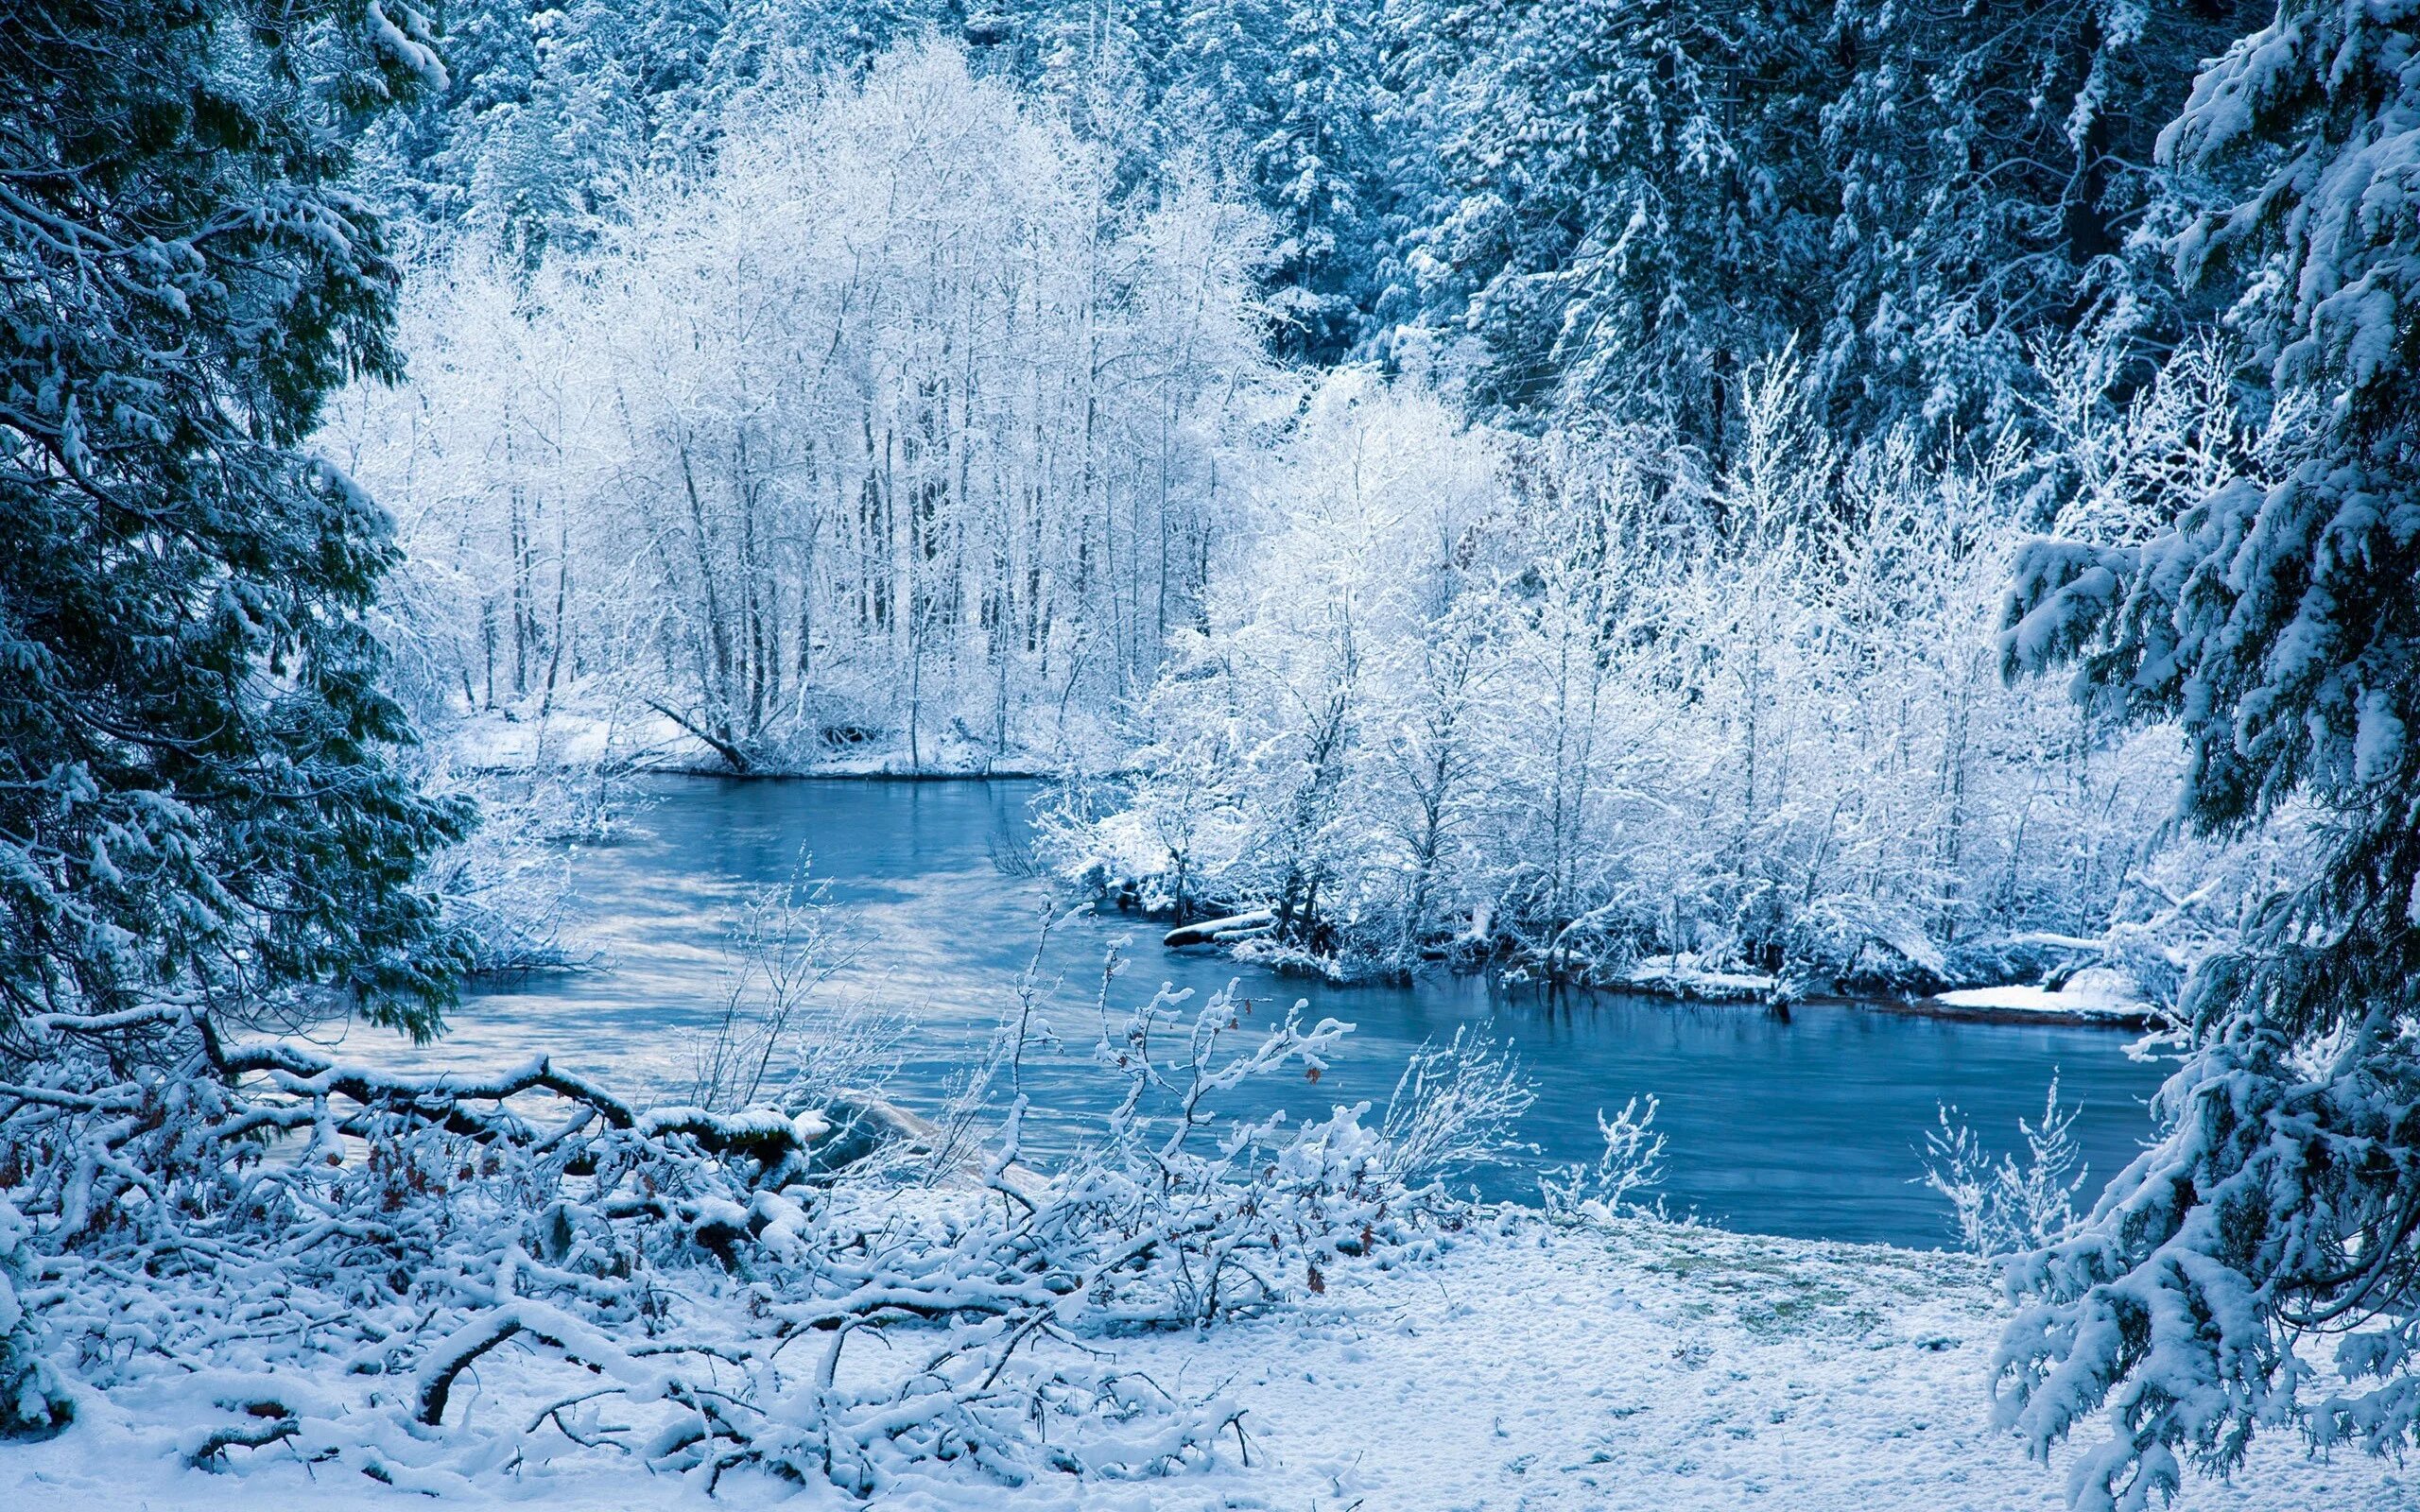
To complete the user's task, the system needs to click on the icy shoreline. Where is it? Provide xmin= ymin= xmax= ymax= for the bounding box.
xmin=459 ymin=729 xmax=2163 ymax=1030
xmin=9 ymin=1210 xmax=2397 ymax=1511
xmin=443 ymin=704 xmax=1069 ymax=782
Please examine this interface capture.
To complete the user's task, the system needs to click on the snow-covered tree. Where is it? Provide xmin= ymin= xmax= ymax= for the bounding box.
xmin=1388 ymin=0 xmax=2257 ymax=438
xmin=1059 ymin=360 xmax=2184 ymax=989
xmin=333 ymin=44 xmax=1276 ymax=770
xmin=1390 ymin=0 xmax=1829 ymax=432
xmin=1993 ymin=4 xmax=2420 ymax=1501
xmin=1169 ymin=0 xmax=1389 ymax=359
xmin=367 ymin=0 xmax=943 ymax=260
xmin=0 ymin=0 xmax=470 ymax=1038
xmin=1820 ymin=0 xmax=2260 ymax=427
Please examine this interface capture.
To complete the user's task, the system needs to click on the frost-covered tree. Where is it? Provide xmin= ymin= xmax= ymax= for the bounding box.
xmin=1994 ymin=3 xmax=2420 ymax=1502
xmin=0 ymin=0 xmax=471 ymax=1037
xmin=1060 ymin=362 xmax=2180 ymax=987
xmin=332 ymin=45 xmax=1276 ymax=770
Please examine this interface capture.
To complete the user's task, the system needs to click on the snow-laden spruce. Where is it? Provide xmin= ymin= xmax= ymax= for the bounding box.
xmin=1989 ymin=4 xmax=2420 ymax=1504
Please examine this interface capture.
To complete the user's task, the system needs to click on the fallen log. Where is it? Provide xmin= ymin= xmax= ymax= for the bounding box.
xmin=1162 ymin=909 xmax=1276 ymax=949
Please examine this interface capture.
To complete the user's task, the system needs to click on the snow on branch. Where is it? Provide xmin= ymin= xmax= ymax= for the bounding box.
xmin=0 ymin=962 xmax=1454 ymax=1498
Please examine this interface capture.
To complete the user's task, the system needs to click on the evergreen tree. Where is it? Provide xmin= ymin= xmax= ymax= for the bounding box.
xmin=371 ymin=0 xmax=654 ymax=262
xmin=1821 ymin=0 xmax=2257 ymax=428
xmin=1388 ymin=0 xmax=1833 ymax=436
xmin=1389 ymin=0 xmax=2256 ymax=438
xmin=1996 ymin=3 xmax=2420 ymax=1502
xmin=372 ymin=0 xmax=945 ymax=258
xmin=1174 ymin=0 xmax=1387 ymax=360
xmin=0 ymin=0 xmax=472 ymax=1039
xmin=0 ymin=1196 xmax=64 ymax=1438
xmin=366 ymin=0 xmax=543 ymax=228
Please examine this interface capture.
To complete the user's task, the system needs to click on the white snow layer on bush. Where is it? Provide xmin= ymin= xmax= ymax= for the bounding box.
xmin=0 ymin=979 xmax=1461 ymax=1503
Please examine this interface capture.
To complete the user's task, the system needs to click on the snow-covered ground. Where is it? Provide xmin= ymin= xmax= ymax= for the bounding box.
xmin=1616 ymin=954 xmax=1780 ymax=1002
xmin=1931 ymin=967 xmax=2152 ymax=1022
xmin=11 ymin=1212 xmax=2397 ymax=1512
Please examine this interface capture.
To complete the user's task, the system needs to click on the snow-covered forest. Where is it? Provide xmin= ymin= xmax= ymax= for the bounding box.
xmin=328 ymin=22 xmax=2314 ymax=994
xmin=335 ymin=46 xmax=1269 ymax=765
xmin=5 ymin=0 xmax=2419 ymax=1508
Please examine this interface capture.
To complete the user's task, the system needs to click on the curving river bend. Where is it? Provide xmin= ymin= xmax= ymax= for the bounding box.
xmin=378 ymin=776 xmax=2169 ymax=1249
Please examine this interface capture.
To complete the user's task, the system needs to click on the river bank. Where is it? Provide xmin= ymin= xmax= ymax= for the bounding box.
xmin=455 ymin=707 xmax=2160 ymax=1028
xmin=9 ymin=1209 xmax=2396 ymax=1511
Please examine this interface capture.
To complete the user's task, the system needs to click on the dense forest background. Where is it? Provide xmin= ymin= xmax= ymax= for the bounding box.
xmin=365 ymin=0 xmax=2264 ymax=421
xmin=336 ymin=0 xmax=2308 ymax=996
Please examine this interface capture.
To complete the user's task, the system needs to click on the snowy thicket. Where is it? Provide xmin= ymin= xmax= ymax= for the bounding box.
xmin=327 ymin=45 xmax=1272 ymax=771
xmin=1921 ymin=1078 xmax=2090 ymax=1259
xmin=1538 ymin=1097 xmax=1668 ymax=1228
xmin=0 ymin=971 xmax=1469 ymax=1491
xmin=1046 ymin=344 xmax=2321 ymax=992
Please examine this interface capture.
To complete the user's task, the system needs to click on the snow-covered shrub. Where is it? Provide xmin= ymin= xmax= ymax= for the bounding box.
xmin=1539 ymin=1097 xmax=1667 ymax=1227
xmin=0 ymin=1198 xmax=67 ymax=1440
xmin=1040 ymin=959 xmax=1443 ymax=1322
xmin=1920 ymin=1076 xmax=2090 ymax=1258
xmin=2078 ymin=812 xmax=2321 ymax=1017
xmin=408 ymin=730 xmax=660 ymax=982
xmin=682 ymin=857 xmax=897 ymax=1114
xmin=1377 ymin=1027 xmax=1536 ymax=1187
xmin=0 ymin=963 xmax=1443 ymax=1498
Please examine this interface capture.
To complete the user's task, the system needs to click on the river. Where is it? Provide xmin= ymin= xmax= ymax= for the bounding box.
xmin=381 ymin=775 xmax=2169 ymax=1249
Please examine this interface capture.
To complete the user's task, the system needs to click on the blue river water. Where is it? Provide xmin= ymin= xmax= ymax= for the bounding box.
xmin=393 ymin=776 xmax=2170 ymax=1249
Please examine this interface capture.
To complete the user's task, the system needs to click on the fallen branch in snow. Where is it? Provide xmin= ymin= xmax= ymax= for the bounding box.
xmin=644 ymin=697 xmax=752 ymax=773
xmin=1163 ymin=910 xmax=1277 ymax=949
xmin=0 ymin=964 xmax=1444 ymax=1499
